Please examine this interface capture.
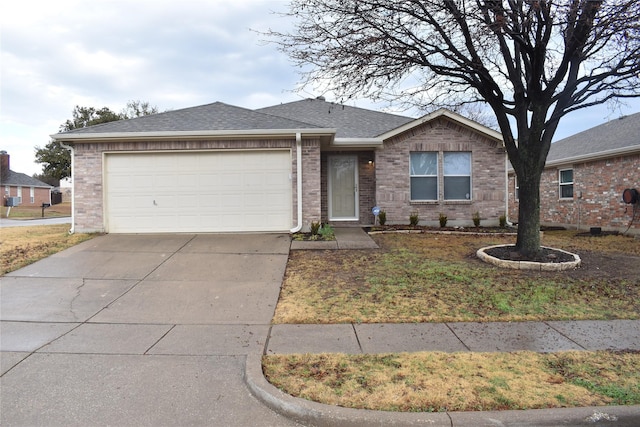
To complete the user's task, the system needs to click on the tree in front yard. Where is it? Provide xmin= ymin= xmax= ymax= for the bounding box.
xmin=268 ymin=0 xmax=640 ymax=257
xmin=35 ymin=101 xmax=160 ymax=181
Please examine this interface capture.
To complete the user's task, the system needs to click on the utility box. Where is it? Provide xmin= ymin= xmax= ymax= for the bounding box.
xmin=5 ymin=197 xmax=20 ymax=207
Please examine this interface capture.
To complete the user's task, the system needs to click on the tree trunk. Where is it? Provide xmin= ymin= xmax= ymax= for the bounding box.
xmin=515 ymin=172 xmax=542 ymax=258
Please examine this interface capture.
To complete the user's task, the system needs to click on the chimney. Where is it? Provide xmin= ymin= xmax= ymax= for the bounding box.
xmin=0 ymin=151 xmax=9 ymax=182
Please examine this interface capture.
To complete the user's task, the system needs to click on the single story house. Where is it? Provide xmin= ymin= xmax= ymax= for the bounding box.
xmin=508 ymin=112 xmax=640 ymax=235
xmin=1 ymin=151 xmax=53 ymax=207
xmin=51 ymin=98 xmax=506 ymax=234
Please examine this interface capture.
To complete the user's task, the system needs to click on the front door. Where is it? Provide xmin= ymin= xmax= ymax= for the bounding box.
xmin=328 ymin=155 xmax=358 ymax=221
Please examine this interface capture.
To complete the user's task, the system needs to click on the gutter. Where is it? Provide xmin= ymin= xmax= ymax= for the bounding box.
xmin=50 ymin=128 xmax=336 ymax=143
xmin=290 ymin=132 xmax=303 ymax=233
xmin=59 ymin=142 xmax=75 ymax=234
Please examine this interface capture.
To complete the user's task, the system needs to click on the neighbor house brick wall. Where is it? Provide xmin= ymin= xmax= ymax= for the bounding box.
xmin=376 ymin=117 xmax=507 ymax=226
xmin=3 ymin=186 xmax=51 ymax=206
xmin=509 ymin=152 xmax=640 ymax=234
xmin=71 ymin=138 xmax=311 ymax=233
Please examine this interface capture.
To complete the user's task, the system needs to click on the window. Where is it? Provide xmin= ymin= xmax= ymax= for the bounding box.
xmin=4 ymin=185 xmax=8 ymax=196
xmin=30 ymin=187 xmax=35 ymax=203
xmin=17 ymin=186 xmax=22 ymax=203
xmin=443 ymin=152 xmax=471 ymax=200
xmin=514 ymin=177 xmax=519 ymax=200
xmin=559 ymin=169 xmax=573 ymax=199
xmin=410 ymin=152 xmax=438 ymax=200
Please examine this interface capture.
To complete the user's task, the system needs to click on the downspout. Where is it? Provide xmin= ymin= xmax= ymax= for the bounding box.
xmin=290 ymin=132 xmax=303 ymax=233
xmin=59 ymin=141 xmax=75 ymax=234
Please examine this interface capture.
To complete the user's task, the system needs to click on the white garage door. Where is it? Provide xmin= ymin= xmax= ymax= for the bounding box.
xmin=105 ymin=151 xmax=292 ymax=233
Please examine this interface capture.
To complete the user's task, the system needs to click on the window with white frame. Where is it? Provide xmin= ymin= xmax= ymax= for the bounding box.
xmin=559 ymin=169 xmax=573 ymax=199
xmin=17 ymin=186 xmax=22 ymax=203
xmin=410 ymin=152 xmax=438 ymax=200
xmin=443 ymin=152 xmax=472 ymax=200
xmin=4 ymin=185 xmax=8 ymax=196
xmin=514 ymin=176 xmax=519 ymax=200
xmin=30 ymin=187 xmax=35 ymax=203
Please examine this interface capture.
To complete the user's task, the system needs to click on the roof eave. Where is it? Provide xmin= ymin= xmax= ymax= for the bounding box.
xmin=51 ymin=128 xmax=337 ymax=142
xmin=331 ymin=138 xmax=384 ymax=148
xmin=507 ymin=145 xmax=640 ymax=172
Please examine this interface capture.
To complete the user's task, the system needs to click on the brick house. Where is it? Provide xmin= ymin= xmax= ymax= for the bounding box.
xmin=52 ymin=99 xmax=506 ymax=234
xmin=508 ymin=112 xmax=640 ymax=235
xmin=1 ymin=151 xmax=53 ymax=207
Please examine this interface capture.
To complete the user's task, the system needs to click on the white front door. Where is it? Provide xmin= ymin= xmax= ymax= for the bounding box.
xmin=328 ymin=155 xmax=358 ymax=220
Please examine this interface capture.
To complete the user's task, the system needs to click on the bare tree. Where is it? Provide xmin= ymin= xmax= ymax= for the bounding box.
xmin=268 ymin=0 xmax=640 ymax=257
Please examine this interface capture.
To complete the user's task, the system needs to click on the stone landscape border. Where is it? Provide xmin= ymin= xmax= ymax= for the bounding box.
xmin=477 ymin=244 xmax=581 ymax=271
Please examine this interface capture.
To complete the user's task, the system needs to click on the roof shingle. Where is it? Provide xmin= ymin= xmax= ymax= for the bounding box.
xmin=547 ymin=112 xmax=640 ymax=163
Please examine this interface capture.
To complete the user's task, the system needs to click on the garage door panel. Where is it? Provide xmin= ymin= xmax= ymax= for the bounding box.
xmin=105 ymin=151 xmax=292 ymax=233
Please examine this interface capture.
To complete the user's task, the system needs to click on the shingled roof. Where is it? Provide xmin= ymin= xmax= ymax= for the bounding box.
xmin=55 ymin=102 xmax=327 ymax=136
xmin=1 ymin=170 xmax=52 ymax=188
xmin=257 ymin=97 xmax=415 ymax=139
xmin=546 ymin=112 xmax=640 ymax=165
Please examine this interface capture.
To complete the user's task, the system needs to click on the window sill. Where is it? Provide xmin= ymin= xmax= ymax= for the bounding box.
xmin=410 ymin=200 xmax=473 ymax=205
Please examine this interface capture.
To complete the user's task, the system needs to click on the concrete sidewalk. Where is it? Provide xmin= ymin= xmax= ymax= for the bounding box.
xmin=266 ymin=320 xmax=640 ymax=354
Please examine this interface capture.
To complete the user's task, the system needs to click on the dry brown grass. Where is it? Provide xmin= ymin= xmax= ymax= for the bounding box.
xmin=1 ymin=202 xmax=72 ymax=219
xmin=274 ymin=231 xmax=640 ymax=323
xmin=263 ymin=350 xmax=640 ymax=412
xmin=0 ymin=224 xmax=95 ymax=275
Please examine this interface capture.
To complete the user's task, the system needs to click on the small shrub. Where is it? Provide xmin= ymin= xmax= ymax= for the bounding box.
xmin=378 ymin=210 xmax=387 ymax=226
xmin=439 ymin=213 xmax=448 ymax=228
xmin=319 ymin=223 xmax=335 ymax=240
xmin=472 ymin=211 xmax=481 ymax=227
xmin=409 ymin=212 xmax=419 ymax=226
xmin=499 ymin=214 xmax=507 ymax=228
xmin=310 ymin=221 xmax=321 ymax=235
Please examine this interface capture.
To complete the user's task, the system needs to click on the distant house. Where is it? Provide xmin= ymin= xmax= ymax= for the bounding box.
xmin=508 ymin=112 xmax=640 ymax=235
xmin=1 ymin=151 xmax=53 ymax=207
xmin=51 ymin=98 xmax=506 ymax=234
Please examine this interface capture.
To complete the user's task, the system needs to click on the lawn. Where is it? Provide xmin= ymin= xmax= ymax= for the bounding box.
xmin=273 ymin=231 xmax=640 ymax=323
xmin=265 ymin=230 xmax=640 ymax=412
xmin=0 ymin=224 xmax=95 ymax=275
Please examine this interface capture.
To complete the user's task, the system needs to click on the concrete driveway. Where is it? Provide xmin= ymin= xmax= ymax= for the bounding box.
xmin=1 ymin=233 xmax=302 ymax=426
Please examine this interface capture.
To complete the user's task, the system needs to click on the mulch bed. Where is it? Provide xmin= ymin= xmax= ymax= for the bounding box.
xmin=484 ymin=245 xmax=576 ymax=263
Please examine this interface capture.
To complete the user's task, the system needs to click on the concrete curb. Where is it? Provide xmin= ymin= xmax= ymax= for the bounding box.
xmin=477 ymin=244 xmax=581 ymax=271
xmin=245 ymin=354 xmax=640 ymax=426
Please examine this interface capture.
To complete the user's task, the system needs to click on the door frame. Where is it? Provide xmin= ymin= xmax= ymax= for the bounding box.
xmin=327 ymin=154 xmax=359 ymax=221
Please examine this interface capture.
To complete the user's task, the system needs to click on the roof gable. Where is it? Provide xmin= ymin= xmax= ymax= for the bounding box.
xmin=257 ymin=98 xmax=415 ymax=138
xmin=547 ymin=112 xmax=640 ymax=164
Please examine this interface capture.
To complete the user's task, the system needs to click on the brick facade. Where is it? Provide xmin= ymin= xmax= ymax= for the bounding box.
xmin=3 ymin=186 xmax=51 ymax=207
xmin=71 ymin=138 xmax=321 ymax=233
xmin=375 ymin=117 xmax=507 ymax=227
xmin=509 ymin=152 xmax=640 ymax=235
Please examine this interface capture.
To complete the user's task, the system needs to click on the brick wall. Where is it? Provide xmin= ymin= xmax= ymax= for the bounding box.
xmin=509 ymin=152 xmax=640 ymax=235
xmin=71 ymin=138 xmax=319 ymax=233
xmin=376 ymin=117 xmax=507 ymax=227
xmin=3 ymin=186 xmax=50 ymax=206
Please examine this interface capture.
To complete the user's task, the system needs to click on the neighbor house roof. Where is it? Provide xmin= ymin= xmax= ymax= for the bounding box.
xmin=53 ymin=102 xmax=334 ymax=142
xmin=545 ymin=112 xmax=640 ymax=166
xmin=256 ymin=97 xmax=415 ymax=139
xmin=1 ymin=170 xmax=52 ymax=188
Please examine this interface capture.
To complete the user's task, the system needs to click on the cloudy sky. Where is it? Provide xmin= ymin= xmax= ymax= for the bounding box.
xmin=2 ymin=0 xmax=639 ymax=176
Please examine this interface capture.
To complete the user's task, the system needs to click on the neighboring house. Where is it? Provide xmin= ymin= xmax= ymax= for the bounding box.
xmin=508 ymin=112 xmax=640 ymax=235
xmin=51 ymin=98 xmax=506 ymax=234
xmin=1 ymin=151 xmax=53 ymax=207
